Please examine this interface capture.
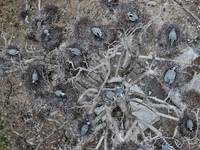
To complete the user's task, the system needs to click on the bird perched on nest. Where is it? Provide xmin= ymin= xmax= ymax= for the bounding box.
xmin=91 ymin=27 xmax=103 ymax=40
xmin=53 ymin=90 xmax=67 ymax=101
xmin=125 ymin=12 xmax=138 ymax=22
xmin=104 ymin=90 xmax=115 ymax=100
xmin=32 ymin=69 xmax=39 ymax=85
xmin=187 ymin=118 xmax=194 ymax=131
xmin=43 ymin=29 xmax=52 ymax=42
xmin=6 ymin=49 xmax=19 ymax=56
xmin=37 ymin=21 xmax=42 ymax=29
xmin=70 ymin=48 xmax=83 ymax=56
xmin=169 ymin=27 xmax=177 ymax=45
xmin=164 ymin=67 xmax=176 ymax=84
xmin=81 ymin=122 xmax=90 ymax=136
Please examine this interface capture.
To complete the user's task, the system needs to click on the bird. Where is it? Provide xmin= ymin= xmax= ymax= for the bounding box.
xmin=159 ymin=145 xmax=173 ymax=150
xmin=81 ymin=122 xmax=90 ymax=136
xmin=37 ymin=21 xmax=42 ymax=29
xmin=53 ymin=90 xmax=67 ymax=101
xmin=116 ymin=87 xmax=123 ymax=97
xmin=91 ymin=27 xmax=103 ymax=40
xmin=43 ymin=29 xmax=52 ymax=42
xmin=187 ymin=118 xmax=193 ymax=131
xmin=32 ymin=69 xmax=39 ymax=85
xmin=104 ymin=90 xmax=115 ymax=100
xmin=6 ymin=49 xmax=19 ymax=56
xmin=125 ymin=12 xmax=138 ymax=22
xmin=169 ymin=27 xmax=177 ymax=45
xmin=164 ymin=67 xmax=176 ymax=84
xmin=70 ymin=48 xmax=83 ymax=56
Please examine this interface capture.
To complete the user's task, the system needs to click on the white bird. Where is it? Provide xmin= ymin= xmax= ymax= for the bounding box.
xmin=91 ymin=27 xmax=103 ymax=40
xmin=6 ymin=49 xmax=19 ymax=56
xmin=32 ymin=69 xmax=39 ymax=85
xmin=43 ymin=29 xmax=52 ymax=42
xmin=37 ymin=21 xmax=42 ymax=29
xmin=169 ymin=27 xmax=177 ymax=45
xmin=125 ymin=12 xmax=138 ymax=22
xmin=187 ymin=118 xmax=193 ymax=131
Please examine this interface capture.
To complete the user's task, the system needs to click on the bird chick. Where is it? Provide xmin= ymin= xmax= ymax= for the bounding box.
xmin=44 ymin=29 xmax=52 ymax=42
xmin=125 ymin=12 xmax=138 ymax=22
xmin=91 ymin=27 xmax=103 ymax=40
xmin=169 ymin=27 xmax=177 ymax=45
xmin=32 ymin=69 xmax=39 ymax=85
xmin=6 ymin=49 xmax=19 ymax=56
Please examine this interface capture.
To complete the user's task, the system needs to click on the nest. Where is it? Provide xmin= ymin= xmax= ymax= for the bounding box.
xmin=73 ymin=114 xmax=95 ymax=137
xmin=22 ymin=64 xmax=49 ymax=98
xmin=15 ymin=136 xmax=32 ymax=150
xmin=178 ymin=114 xmax=198 ymax=138
xmin=157 ymin=23 xmax=185 ymax=51
xmin=65 ymin=43 xmax=87 ymax=68
xmin=182 ymin=90 xmax=200 ymax=109
xmin=43 ymin=83 xmax=79 ymax=114
xmin=155 ymin=61 xmax=192 ymax=89
xmin=6 ymin=44 xmax=23 ymax=61
xmin=116 ymin=2 xmax=146 ymax=31
xmin=0 ymin=55 xmax=12 ymax=80
xmin=38 ymin=25 xmax=63 ymax=51
xmin=74 ymin=16 xmax=117 ymax=52
xmin=114 ymin=141 xmax=142 ymax=150
xmin=19 ymin=10 xmax=29 ymax=20
xmin=98 ymin=0 xmax=119 ymax=11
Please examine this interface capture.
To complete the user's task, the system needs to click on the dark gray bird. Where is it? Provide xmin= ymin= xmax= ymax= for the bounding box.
xmin=104 ymin=90 xmax=115 ymax=100
xmin=91 ymin=27 xmax=103 ymax=40
xmin=164 ymin=67 xmax=176 ymax=84
xmin=37 ymin=21 xmax=42 ymax=29
xmin=32 ymin=69 xmax=39 ymax=85
xmin=169 ymin=27 xmax=177 ymax=45
xmin=125 ymin=12 xmax=138 ymax=22
xmin=53 ymin=90 xmax=67 ymax=101
xmin=6 ymin=49 xmax=19 ymax=56
xmin=187 ymin=118 xmax=193 ymax=131
xmin=70 ymin=48 xmax=83 ymax=56
xmin=160 ymin=145 xmax=173 ymax=150
xmin=81 ymin=122 xmax=90 ymax=136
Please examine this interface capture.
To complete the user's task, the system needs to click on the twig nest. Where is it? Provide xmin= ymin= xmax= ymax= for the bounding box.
xmin=65 ymin=43 xmax=87 ymax=68
xmin=114 ymin=141 xmax=142 ymax=150
xmin=22 ymin=64 xmax=49 ymax=98
xmin=98 ymin=0 xmax=119 ymax=11
xmin=155 ymin=61 xmax=192 ymax=89
xmin=158 ymin=23 xmax=185 ymax=51
xmin=74 ymin=114 xmax=95 ymax=137
xmin=41 ymin=4 xmax=60 ymax=23
xmin=116 ymin=2 xmax=146 ymax=30
xmin=38 ymin=25 xmax=63 ymax=51
xmin=44 ymin=83 xmax=79 ymax=114
xmin=182 ymin=90 xmax=200 ymax=109
xmin=74 ymin=16 xmax=116 ymax=52
xmin=0 ymin=55 xmax=12 ymax=80
xmin=15 ymin=136 xmax=32 ymax=150
xmin=6 ymin=44 xmax=23 ymax=61
xmin=179 ymin=114 xmax=198 ymax=138
xmin=18 ymin=10 xmax=29 ymax=21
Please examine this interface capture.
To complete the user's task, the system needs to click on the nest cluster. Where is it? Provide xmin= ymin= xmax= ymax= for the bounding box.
xmin=28 ymin=5 xmax=63 ymax=51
